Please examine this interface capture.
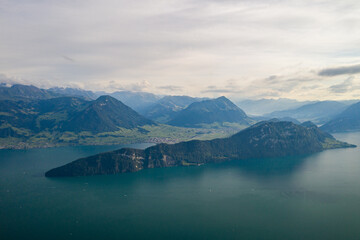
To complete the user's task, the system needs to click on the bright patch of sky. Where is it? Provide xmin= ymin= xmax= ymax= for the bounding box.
xmin=1 ymin=0 xmax=360 ymax=100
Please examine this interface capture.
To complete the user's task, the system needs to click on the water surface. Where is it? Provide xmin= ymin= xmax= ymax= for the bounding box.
xmin=1 ymin=134 xmax=360 ymax=240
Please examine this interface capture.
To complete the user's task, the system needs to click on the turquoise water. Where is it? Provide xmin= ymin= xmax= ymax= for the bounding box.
xmin=1 ymin=134 xmax=360 ymax=240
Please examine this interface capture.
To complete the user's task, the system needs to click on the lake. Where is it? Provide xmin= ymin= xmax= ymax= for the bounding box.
xmin=1 ymin=133 xmax=360 ymax=240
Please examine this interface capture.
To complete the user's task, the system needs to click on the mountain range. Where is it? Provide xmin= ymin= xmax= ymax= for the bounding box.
xmin=0 ymin=95 xmax=153 ymax=136
xmin=234 ymin=98 xmax=313 ymax=116
xmin=0 ymin=85 xmax=250 ymax=149
xmin=321 ymin=101 xmax=360 ymax=133
xmin=1 ymin=83 xmax=360 ymax=150
xmin=109 ymin=91 xmax=160 ymax=112
xmin=45 ymin=121 xmax=355 ymax=177
xmin=48 ymin=87 xmax=98 ymax=100
xmin=0 ymin=84 xmax=61 ymax=100
xmin=142 ymin=95 xmax=207 ymax=123
xmin=266 ymin=101 xmax=349 ymax=124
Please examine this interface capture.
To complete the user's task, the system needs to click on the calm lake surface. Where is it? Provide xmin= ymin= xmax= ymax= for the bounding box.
xmin=1 ymin=133 xmax=360 ymax=240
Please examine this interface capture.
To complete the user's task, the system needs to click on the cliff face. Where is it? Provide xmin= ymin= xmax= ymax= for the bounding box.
xmin=45 ymin=121 xmax=356 ymax=177
xmin=46 ymin=148 xmax=145 ymax=177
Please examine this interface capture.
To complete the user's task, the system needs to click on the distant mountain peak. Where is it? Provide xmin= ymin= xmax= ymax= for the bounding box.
xmin=216 ymin=96 xmax=228 ymax=100
xmin=95 ymin=95 xmax=117 ymax=102
xmin=301 ymin=121 xmax=317 ymax=128
xmin=167 ymin=97 xmax=252 ymax=127
xmin=91 ymin=95 xmax=126 ymax=110
xmin=59 ymin=95 xmax=154 ymax=133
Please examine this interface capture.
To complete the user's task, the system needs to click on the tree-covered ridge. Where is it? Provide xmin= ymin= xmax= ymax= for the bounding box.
xmin=45 ymin=121 xmax=355 ymax=177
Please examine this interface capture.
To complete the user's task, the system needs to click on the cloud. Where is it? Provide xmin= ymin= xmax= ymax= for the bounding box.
xmin=200 ymin=71 xmax=339 ymax=100
xmin=0 ymin=73 xmax=26 ymax=85
xmin=201 ymin=88 xmax=236 ymax=94
xmin=62 ymin=55 xmax=75 ymax=62
xmin=329 ymin=77 xmax=357 ymax=93
xmin=1 ymin=0 xmax=360 ymax=100
xmin=0 ymin=73 xmax=15 ymax=84
xmin=158 ymin=85 xmax=183 ymax=92
xmin=201 ymin=79 xmax=247 ymax=94
xmin=107 ymin=80 xmax=152 ymax=92
xmin=318 ymin=64 xmax=360 ymax=76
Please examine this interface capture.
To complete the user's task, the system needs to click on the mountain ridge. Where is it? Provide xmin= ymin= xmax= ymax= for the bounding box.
xmin=266 ymin=101 xmax=348 ymax=124
xmin=321 ymin=101 xmax=360 ymax=132
xmin=45 ymin=121 xmax=355 ymax=177
xmin=0 ymin=84 xmax=62 ymax=100
xmin=48 ymin=87 xmax=97 ymax=100
xmin=0 ymin=95 xmax=154 ymax=134
xmin=168 ymin=96 xmax=252 ymax=127
xmin=109 ymin=91 xmax=160 ymax=112
xmin=143 ymin=95 xmax=208 ymax=123
xmin=60 ymin=95 xmax=155 ymax=133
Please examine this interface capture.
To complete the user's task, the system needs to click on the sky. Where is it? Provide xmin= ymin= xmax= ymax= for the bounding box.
xmin=0 ymin=0 xmax=360 ymax=100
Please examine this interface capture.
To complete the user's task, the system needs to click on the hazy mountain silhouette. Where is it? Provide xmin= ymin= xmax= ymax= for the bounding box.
xmin=266 ymin=101 xmax=348 ymax=124
xmin=321 ymin=101 xmax=360 ymax=132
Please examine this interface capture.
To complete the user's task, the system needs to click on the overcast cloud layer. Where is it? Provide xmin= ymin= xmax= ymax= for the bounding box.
xmin=1 ymin=0 xmax=360 ymax=100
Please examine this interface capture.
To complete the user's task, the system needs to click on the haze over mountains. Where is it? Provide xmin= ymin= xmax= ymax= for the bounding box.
xmin=321 ymin=102 xmax=360 ymax=133
xmin=235 ymin=98 xmax=313 ymax=116
xmin=266 ymin=101 xmax=349 ymax=124
xmin=109 ymin=91 xmax=160 ymax=113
